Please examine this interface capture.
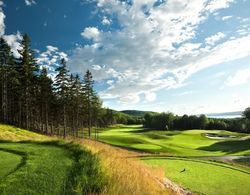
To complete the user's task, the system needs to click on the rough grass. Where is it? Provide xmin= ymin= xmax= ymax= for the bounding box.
xmin=142 ymin=157 xmax=250 ymax=195
xmin=0 ymin=124 xmax=107 ymax=195
xmin=0 ymin=124 xmax=49 ymax=141
xmin=98 ymin=125 xmax=250 ymax=156
xmin=80 ymin=139 xmax=172 ymax=195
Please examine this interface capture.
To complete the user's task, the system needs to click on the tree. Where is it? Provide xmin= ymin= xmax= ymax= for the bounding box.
xmin=243 ymin=107 xmax=250 ymax=120
xmin=18 ymin=34 xmax=38 ymax=129
xmin=83 ymin=70 xmax=95 ymax=138
xmin=54 ymin=58 xmax=69 ymax=138
xmin=0 ymin=37 xmax=13 ymax=123
xmin=38 ymin=67 xmax=53 ymax=134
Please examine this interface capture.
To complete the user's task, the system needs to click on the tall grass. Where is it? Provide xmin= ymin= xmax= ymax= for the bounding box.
xmin=63 ymin=142 xmax=107 ymax=194
xmin=79 ymin=139 xmax=173 ymax=195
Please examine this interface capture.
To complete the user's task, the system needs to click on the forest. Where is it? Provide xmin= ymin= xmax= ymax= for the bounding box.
xmin=0 ymin=34 xmax=131 ymax=138
xmin=143 ymin=109 xmax=250 ymax=133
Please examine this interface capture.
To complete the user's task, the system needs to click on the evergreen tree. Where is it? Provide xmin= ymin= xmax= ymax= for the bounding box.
xmin=38 ymin=67 xmax=53 ymax=134
xmin=18 ymin=34 xmax=38 ymax=129
xmin=0 ymin=37 xmax=12 ymax=123
xmin=54 ymin=58 xmax=69 ymax=138
xmin=83 ymin=70 xmax=95 ymax=138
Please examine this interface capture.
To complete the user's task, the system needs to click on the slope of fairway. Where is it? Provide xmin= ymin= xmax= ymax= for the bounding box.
xmin=98 ymin=125 xmax=250 ymax=156
xmin=0 ymin=142 xmax=73 ymax=194
xmin=142 ymin=157 xmax=250 ymax=195
xmin=0 ymin=150 xmax=22 ymax=179
xmin=0 ymin=124 xmax=106 ymax=194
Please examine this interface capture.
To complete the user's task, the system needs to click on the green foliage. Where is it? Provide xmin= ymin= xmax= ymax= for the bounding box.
xmin=143 ymin=111 xmax=250 ymax=133
xmin=243 ymin=107 xmax=250 ymax=120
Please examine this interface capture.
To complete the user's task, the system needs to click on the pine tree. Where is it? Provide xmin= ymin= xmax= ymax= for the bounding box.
xmin=0 ymin=38 xmax=10 ymax=123
xmin=38 ymin=67 xmax=53 ymax=134
xmin=18 ymin=34 xmax=38 ymax=129
xmin=54 ymin=58 xmax=69 ymax=138
xmin=83 ymin=70 xmax=101 ymax=138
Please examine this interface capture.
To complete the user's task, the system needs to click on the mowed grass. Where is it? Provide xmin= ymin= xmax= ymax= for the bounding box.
xmin=0 ymin=124 xmax=106 ymax=195
xmin=98 ymin=125 xmax=250 ymax=156
xmin=0 ymin=142 xmax=73 ymax=194
xmin=98 ymin=125 xmax=250 ymax=194
xmin=142 ymin=157 xmax=250 ymax=195
xmin=0 ymin=150 xmax=22 ymax=178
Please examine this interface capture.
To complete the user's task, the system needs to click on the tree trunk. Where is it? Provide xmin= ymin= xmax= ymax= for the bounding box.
xmin=63 ymin=104 xmax=66 ymax=138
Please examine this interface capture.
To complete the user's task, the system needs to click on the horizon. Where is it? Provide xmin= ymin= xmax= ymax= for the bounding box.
xmin=1 ymin=0 xmax=250 ymax=114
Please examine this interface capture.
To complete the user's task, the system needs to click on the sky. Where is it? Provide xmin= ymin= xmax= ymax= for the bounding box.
xmin=1 ymin=0 xmax=250 ymax=115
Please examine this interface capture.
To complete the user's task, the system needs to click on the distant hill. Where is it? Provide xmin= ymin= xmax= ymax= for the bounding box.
xmin=121 ymin=110 xmax=156 ymax=117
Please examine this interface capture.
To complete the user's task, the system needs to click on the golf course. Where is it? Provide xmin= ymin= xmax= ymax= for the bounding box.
xmin=98 ymin=125 xmax=250 ymax=194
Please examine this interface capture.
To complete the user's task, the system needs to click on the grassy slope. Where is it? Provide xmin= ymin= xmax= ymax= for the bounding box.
xmin=143 ymin=157 xmax=250 ymax=195
xmin=98 ymin=125 xmax=250 ymax=156
xmin=0 ymin=124 xmax=105 ymax=195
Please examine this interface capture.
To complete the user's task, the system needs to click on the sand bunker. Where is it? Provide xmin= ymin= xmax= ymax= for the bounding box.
xmin=205 ymin=133 xmax=236 ymax=139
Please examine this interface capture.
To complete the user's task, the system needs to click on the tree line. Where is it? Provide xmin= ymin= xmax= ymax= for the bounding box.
xmin=0 ymin=34 xmax=116 ymax=138
xmin=143 ymin=108 xmax=250 ymax=133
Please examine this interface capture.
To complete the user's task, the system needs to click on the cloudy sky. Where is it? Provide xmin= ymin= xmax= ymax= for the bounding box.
xmin=1 ymin=0 xmax=250 ymax=114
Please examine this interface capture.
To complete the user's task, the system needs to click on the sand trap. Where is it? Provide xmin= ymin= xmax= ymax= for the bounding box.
xmin=205 ymin=133 xmax=236 ymax=139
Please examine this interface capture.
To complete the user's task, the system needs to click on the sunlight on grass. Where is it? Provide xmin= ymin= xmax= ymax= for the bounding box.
xmin=142 ymin=157 xmax=250 ymax=195
xmin=80 ymin=139 xmax=172 ymax=195
xmin=98 ymin=125 xmax=250 ymax=156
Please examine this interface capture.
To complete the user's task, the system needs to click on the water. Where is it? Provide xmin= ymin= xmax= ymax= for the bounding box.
xmin=206 ymin=115 xmax=242 ymax=119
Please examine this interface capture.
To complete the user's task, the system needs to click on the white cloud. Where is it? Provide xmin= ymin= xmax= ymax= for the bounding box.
xmin=224 ymin=67 xmax=250 ymax=86
xmin=102 ymin=16 xmax=111 ymax=25
xmin=144 ymin=91 xmax=156 ymax=102
xmin=119 ymin=94 xmax=140 ymax=104
xmin=24 ymin=0 xmax=36 ymax=6
xmin=206 ymin=0 xmax=234 ymax=12
xmin=69 ymin=0 xmax=248 ymax=105
xmin=205 ymin=32 xmax=225 ymax=46
xmin=37 ymin=46 xmax=68 ymax=79
xmin=0 ymin=1 xmax=5 ymax=36
xmin=81 ymin=27 xmax=100 ymax=41
xmin=175 ymin=91 xmax=194 ymax=96
xmin=3 ymin=32 xmax=22 ymax=58
xmin=222 ymin=15 xmax=232 ymax=21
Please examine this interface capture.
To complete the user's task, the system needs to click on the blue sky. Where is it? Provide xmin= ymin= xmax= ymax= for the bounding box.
xmin=1 ymin=0 xmax=250 ymax=114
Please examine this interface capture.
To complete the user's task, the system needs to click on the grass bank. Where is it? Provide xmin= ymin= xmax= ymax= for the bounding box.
xmin=0 ymin=124 xmax=106 ymax=195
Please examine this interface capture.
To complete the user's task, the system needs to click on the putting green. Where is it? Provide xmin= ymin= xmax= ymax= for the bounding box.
xmin=142 ymin=157 xmax=250 ymax=195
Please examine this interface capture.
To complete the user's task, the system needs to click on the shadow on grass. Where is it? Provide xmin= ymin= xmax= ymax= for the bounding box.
xmin=0 ymin=140 xmax=107 ymax=194
xmin=0 ymin=147 xmax=27 ymax=180
xmin=197 ymin=139 xmax=250 ymax=155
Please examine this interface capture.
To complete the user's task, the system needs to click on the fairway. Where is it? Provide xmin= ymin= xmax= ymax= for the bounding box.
xmin=142 ymin=157 xmax=250 ymax=195
xmin=0 ymin=124 xmax=106 ymax=194
xmin=0 ymin=142 xmax=73 ymax=194
xmin=98 ymin=125 xmax=250 ymax=194
xmin=98 ymin=125 xmax=250 ymax=156
xmin=0 ymin=150 xmax=22 ymax=179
